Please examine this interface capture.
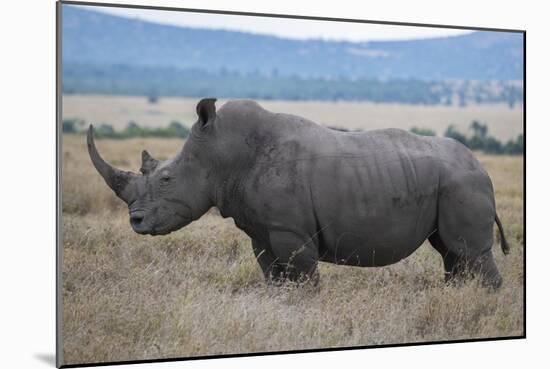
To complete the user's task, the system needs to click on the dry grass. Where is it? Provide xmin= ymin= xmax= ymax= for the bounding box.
xmin=61 ymin=133 xmax=524 ymax=366
xmin=63 ymin=94 xmax=524 ymax=141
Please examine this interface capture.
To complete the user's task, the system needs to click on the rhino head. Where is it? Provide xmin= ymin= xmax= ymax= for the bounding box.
xmin=87 ymin=98 xmax=218 ymax=235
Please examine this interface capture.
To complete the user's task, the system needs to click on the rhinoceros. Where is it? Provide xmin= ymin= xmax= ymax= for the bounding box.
xmin=87 ymin=98 xmax=509 ymax=288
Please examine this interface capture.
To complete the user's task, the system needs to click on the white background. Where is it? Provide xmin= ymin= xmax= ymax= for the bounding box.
xmin=0 ymin=0 xmax=546 ymax=368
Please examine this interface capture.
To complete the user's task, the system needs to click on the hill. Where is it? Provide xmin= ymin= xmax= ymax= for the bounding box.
xmin=62 ymin=5 xmax=523 ymax=81
xmin=62 ymin=5 xmax=524 ymax=103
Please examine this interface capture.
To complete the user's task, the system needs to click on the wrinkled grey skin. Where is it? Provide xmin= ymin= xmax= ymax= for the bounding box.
xmin=88 ymin=98 xmax=509 ymax=288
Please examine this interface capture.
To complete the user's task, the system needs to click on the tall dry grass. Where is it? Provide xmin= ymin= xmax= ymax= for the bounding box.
xmin=61 ymin=134 xmax=524 ymax=366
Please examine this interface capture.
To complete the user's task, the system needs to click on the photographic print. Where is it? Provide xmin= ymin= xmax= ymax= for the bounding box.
xmin=57 ymin=1 xmax=525 ymax=367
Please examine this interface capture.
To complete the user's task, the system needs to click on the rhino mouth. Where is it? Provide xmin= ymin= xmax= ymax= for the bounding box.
xmin=149 ymin=227 xmax=175 ymax=236
xmin=148 ymin=214 xmax=192 ymax=236
xmin=128 ymin=204 xmax=193 ymax=235
xmin=130 ymin=215 xmax=192 ymax=236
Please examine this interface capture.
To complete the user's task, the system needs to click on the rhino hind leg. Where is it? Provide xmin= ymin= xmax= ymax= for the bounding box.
xmin=429 ymin=231 xmax=501 ymax=288
xmin=435 ymin=182 xmax=503 ymax=289
xmin=470 ymin=250 xmax=502 ymax=289
xmin=428 ymin=231 xmax=462 ymax=282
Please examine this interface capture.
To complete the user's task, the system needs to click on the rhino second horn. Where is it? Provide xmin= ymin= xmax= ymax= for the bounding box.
xmin=87 ymin=125 xmax=135 ymax=202
xmin=140 ymin=150 xmax=159 ymax=174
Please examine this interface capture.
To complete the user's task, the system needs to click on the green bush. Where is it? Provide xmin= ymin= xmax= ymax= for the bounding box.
xmin=442 ymin=122 xmax=522 ymax=155
xmin=93 ymin=121 xmax=190 ymax=139
xmin=480 ymin=136 xmax=503 ymax=154
xmin=167 ymin=121 xmax=191 ymax=138
xmin=410 ymin=127 xmax=436 ymax=136
xmin=444 ymin=125 xmax=468 ymax=146
xmin=63 ymin=117 xmax=191 ymax=139
xmin=62 ymin=118 xmax=85 ymax=133
xmin=95 ymin=124 xmax=116 ymax=138
xmin=503 ymin=134 xmax=524 ymax=155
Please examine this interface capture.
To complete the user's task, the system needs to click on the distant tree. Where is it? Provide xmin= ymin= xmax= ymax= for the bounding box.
xmin=468 ymin=120 xmax=490 ymax=150
xmin=458 ymin=91 xmax=467 ymax=107
xmin=62 ymin=119 xmax=77 ymax=133
xmin=503 ymin=86 xmax=523 ymax=109
xmin=62 ymin=118 xmax=85 ymax=133
xmin=444 ymin=125 xmax=467 ymax=145
xmin=504 ymin=134 xmax=524 ymax=155
xmin=125 ymin=121 xmax=142 ymax=137
xmin=470 ymin=120 xmax=488 ymax=138
xmin=468 ymin=135 xmax=485 ymax=151
xmin=96 ymin=124 xmax=116 ymax=138
xmin=507 ymin=96 xmax=516 ymax=109
xmin=64 ymin=62 xmax=524 ymax=106
xmin=167 ymin=121 xmax=190 ymax=138
xmin=410 ymin=127 xmax=436 ymax=136
xmin=466 ymin=120 xmax=511 ymax=154
xmin=481 ymin=136 xmax=503 ymax=154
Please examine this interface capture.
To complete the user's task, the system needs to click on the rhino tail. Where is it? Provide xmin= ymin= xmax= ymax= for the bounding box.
xmin=495 ymin=213 xmax=510 ymax=255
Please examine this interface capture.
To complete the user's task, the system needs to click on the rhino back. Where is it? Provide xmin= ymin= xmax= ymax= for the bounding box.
xmin=215 ymin=102 xmax=487 ymax=266
xmin=306 ymin=130 xmax=456 ymax=265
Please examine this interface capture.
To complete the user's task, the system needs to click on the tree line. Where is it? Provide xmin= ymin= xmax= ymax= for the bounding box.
xmin=411 ymin=121 xmax=523 ymax=155
xmin=64 ymin=118 xmax=522 ymax=155
xmin=63 ymin=64 xmax=523 ymax=107
xmin=62 ymin=119 xmax=190 ymax=139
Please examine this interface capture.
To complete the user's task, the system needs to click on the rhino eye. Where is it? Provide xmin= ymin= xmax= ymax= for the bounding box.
xmin=160 ymin=175 xmax=171 ymax=183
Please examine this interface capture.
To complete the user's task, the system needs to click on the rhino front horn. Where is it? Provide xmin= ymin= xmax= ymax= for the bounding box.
xmin=87 ymin=125 xmax=135 ymax=202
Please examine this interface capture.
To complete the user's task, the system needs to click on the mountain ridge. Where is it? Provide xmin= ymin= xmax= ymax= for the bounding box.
xmin=62 ymin=5 xmax=524 ymax=81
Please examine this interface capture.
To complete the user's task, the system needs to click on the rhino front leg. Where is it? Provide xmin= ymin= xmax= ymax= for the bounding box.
xmin=251 ymin=238 xmax=285 ymax=284
xmin=268 ymin=230 xmax=320 ymax=286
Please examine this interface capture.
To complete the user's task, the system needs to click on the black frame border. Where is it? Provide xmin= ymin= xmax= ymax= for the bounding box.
xmin=56 ymin=1 xmax=527 ymax=368
xmin=60 ymin=0 xmax=525 ymax=33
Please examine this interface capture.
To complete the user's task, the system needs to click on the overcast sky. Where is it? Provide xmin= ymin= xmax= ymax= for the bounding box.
xmin=85 ymin=5 xmax=474 ymax=42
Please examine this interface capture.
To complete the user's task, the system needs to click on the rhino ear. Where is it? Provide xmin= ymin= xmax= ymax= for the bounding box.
xmin=196 ymin=98 xmax=217 ymax=130
xmin=140 ymin=150 xmax=159 ymax=175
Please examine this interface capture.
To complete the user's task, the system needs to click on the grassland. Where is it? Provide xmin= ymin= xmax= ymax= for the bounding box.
xmin=61 ymin=131 xmax=524 ymax=366
xmin=62 ymin=95 xmax=524 ymax=141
